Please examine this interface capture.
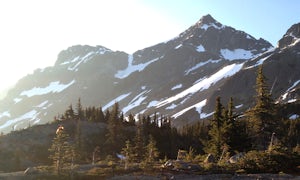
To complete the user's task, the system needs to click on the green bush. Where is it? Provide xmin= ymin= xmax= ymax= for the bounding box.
xmin=236 ymin=150 xmax=299 ymax=173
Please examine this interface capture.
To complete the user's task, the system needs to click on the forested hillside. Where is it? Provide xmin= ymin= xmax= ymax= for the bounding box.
xmin=0 ymin=66 xmax=299 ymax=179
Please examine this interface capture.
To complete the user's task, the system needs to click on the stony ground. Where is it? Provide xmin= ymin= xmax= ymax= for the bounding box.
xmin=109 ymin=173 xmax=299 ymax=180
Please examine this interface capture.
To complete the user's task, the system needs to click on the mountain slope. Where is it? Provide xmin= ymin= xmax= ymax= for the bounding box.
xmin=1 ymin=15 xmax=299 ymax=133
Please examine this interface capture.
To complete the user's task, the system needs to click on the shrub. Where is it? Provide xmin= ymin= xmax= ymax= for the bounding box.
xmin=236 ymin=150 xmax=299 ymax=173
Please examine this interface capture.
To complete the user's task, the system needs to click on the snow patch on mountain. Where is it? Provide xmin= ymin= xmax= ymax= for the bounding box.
xmin=289 ymin=38 xmax=300 ymax=47
xmin=166 ymin=103 xmax=177 ymax=110
xmin=171 ymin=84 xmax=183 ymax=90
xmin=201 ymin=23 xmax=224 ymax=30
xmin=284 ymin=32 xmax=300 ymax=48
xmin=60 ymin=47 xmax=112 ymax=71
xmin=157 ymin=63 xmax=244 ymax=108
xmin=196 ymin=45 xmax=205 ymax=52
xmin=147 ymin=100 xmax=159 ymax=108
xmin=34 ymin=100 xmax=49 ymax=109
xmin=221 ymin=49 xmax=255 ymax=60
xmin=0 ymin=111 xmax=10 ymax=119
xmin=122 ymin=90 xmax=150 ymax=114
xmin=102 ymin=92 xmax=131 ymax=111
xmin=185 ymin=59 xmax=221 ymax=75
xmin=14 ymin=98 xmax=22 ymax=104
xmin=245 ymin=53 xmax=273 ymax=69
xmin=281 ymin=80 xmax=300 ymax=101
xmin=115 ymin=55 xmax=161 ymax=79
xmin=246 ymin=35 xmax=253 ymax=39
xmin=175 ymin=44 xmax=182 ymax=49
xmin=20 ymin=80 xmax=75 ymax=98
xmin=0 ymin=110 xmax=39 ymax=130
xmin=67 ymin=52 xmax=94 ymax=71
xmin=172 ymin=99 xmax=207 ymax=119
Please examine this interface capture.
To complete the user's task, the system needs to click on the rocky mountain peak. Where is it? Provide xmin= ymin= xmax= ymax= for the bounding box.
xmin=175 ymin=14 xmax=272 ymax=60
xmin=55 ymin=45 xmax=112 ymax=66
xmin=278 ymin=22 xmax=300 ymax=48
xmin=198 ymin=14 xmax=217 ymax=25
xmin=194 ymin=14 xmax=223 ymax=30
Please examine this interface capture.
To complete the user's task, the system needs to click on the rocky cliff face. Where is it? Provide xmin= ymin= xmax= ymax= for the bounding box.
xmin=0 ymin=14 xmax=299 ymax=133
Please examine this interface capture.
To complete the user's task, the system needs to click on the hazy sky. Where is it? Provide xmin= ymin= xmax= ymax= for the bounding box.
xmin=0 ymin=0 xmax=299 ymax=97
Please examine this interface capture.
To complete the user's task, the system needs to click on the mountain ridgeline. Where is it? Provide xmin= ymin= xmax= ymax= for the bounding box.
xmin=0 ymin=14 xmax=300 ymax=133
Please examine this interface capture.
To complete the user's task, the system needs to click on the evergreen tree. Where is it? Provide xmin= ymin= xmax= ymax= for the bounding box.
xmin=128 ymin=113 xmax=135 ymax=126
xmin=223 ymin=98 xmax=235 ymax=153
xmin=49 ymin=126 xmax=74 ymax=174
xmin=144 ymin=135 xmax=159 ymax=164
xmin=75 ymin=98 xmax=84 ymax=121
xmin=104 ymin=109 xmax=110 ymax=122
xmin=74 ymin=117 xmax=83 ymax=162
xmin=121 ymin=140 xmax=135 ymax=169
xmin=286 ymin=119 xmax=300 ymax=149
xmin=105 ymin=102 xmax=123 ymax=156
xmin=97 ymin=106 xmax=105 ymax=123
xmin=205 ymin=96 xmax=224 ymax=157
xmin=64 ymin=104 xmax=75 ymax=121
xmin=246 ymin=65 xmax=277 ymax=150
xmin=133 ymin=119 xmax=145 ymax=162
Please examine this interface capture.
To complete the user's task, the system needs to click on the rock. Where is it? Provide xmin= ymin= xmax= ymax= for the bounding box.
xmin=229 ymin=152 xmax=245 ymax=164
xmin=204 ymin=153 xmax=215 ymax=163
xmin=24 ymin=167 xmax=38 ymax=175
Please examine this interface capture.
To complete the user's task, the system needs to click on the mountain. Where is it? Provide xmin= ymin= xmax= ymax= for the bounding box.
xmin=0 ymin=14 xmax=299 ymax=133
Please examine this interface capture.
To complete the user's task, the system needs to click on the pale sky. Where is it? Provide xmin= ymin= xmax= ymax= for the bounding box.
xmin=0 ymin=0 xmax=299 ymax=98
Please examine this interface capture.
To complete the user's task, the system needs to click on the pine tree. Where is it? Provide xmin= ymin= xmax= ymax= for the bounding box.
xmin=133 ymin=119 xmax=145 ymax=162
xmin=74 ymin=117 xmax=83 ymax=162
xmin=205 ymin=96 xmax=224 ymax=157
xmin=105 ymin=102 xmax=123 ymax=156
xmin=121 ymin=140 xmax=135 ymax=169
xmin=226 ymin=97 xmax=251 ymax=152
xmin=128 ymin=113 xmax=135 ymax=126
xmin=64 ymin=104 xmax=75 ymax=121
xmin=97 ymin=106 xmax=105 ymax=123
xmin=75 ymin=98 xmax=84 ymax=121
xmin=144 ymin=135 xmax=159 ymax=164
xmin=246 ymin=65 xmax=277 ymax=150
xmin=104 ymin=109 xmax=110 ymax=122
xmin=49 ymin=126 xmax=74 ymax=174
xmin=222 ymin=98 xmax=234 ymax=153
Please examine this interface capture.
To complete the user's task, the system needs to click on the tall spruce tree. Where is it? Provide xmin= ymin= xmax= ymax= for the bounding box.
xmin=97 ymin=106 xmax=105 ymax=123
xmin=105 ymin=102 xmax=123 ymax=157
xmin=64 ymin=104 xmax=75 ymax=121
xmin=75 ymin=98 xmax=84 ymax=121
xmin=144 ymin=135 xmax=159 ymax=164
xmin=205 ymin=97 xmax=224 ymax=157
xmin=121 ymin=140 xmax=135 ymax=169
xmin=74 ymin=117 xmax=83 ymax=162
xmin=246 ymin=65 xmax=277 ymax=150
xmin=133 ymin=119 xmax=145 ymax=162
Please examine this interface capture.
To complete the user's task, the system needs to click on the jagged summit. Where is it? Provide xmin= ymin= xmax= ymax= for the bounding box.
xmin=278 ymin=22 xmax=300 ymax=48
xmin=175 ymin=14 xmax=272 ymax=60
xmin=55 ymin=45 xmax=112 ymax=66
xmin=193 ymin=14 xmax=223 ymax=30
xmin=198 ymin=14 xmax=218 ymax=25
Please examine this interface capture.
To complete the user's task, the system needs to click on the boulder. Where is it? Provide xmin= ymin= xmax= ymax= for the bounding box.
xmin=229 ymin=152 xmax=245 ymax=163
